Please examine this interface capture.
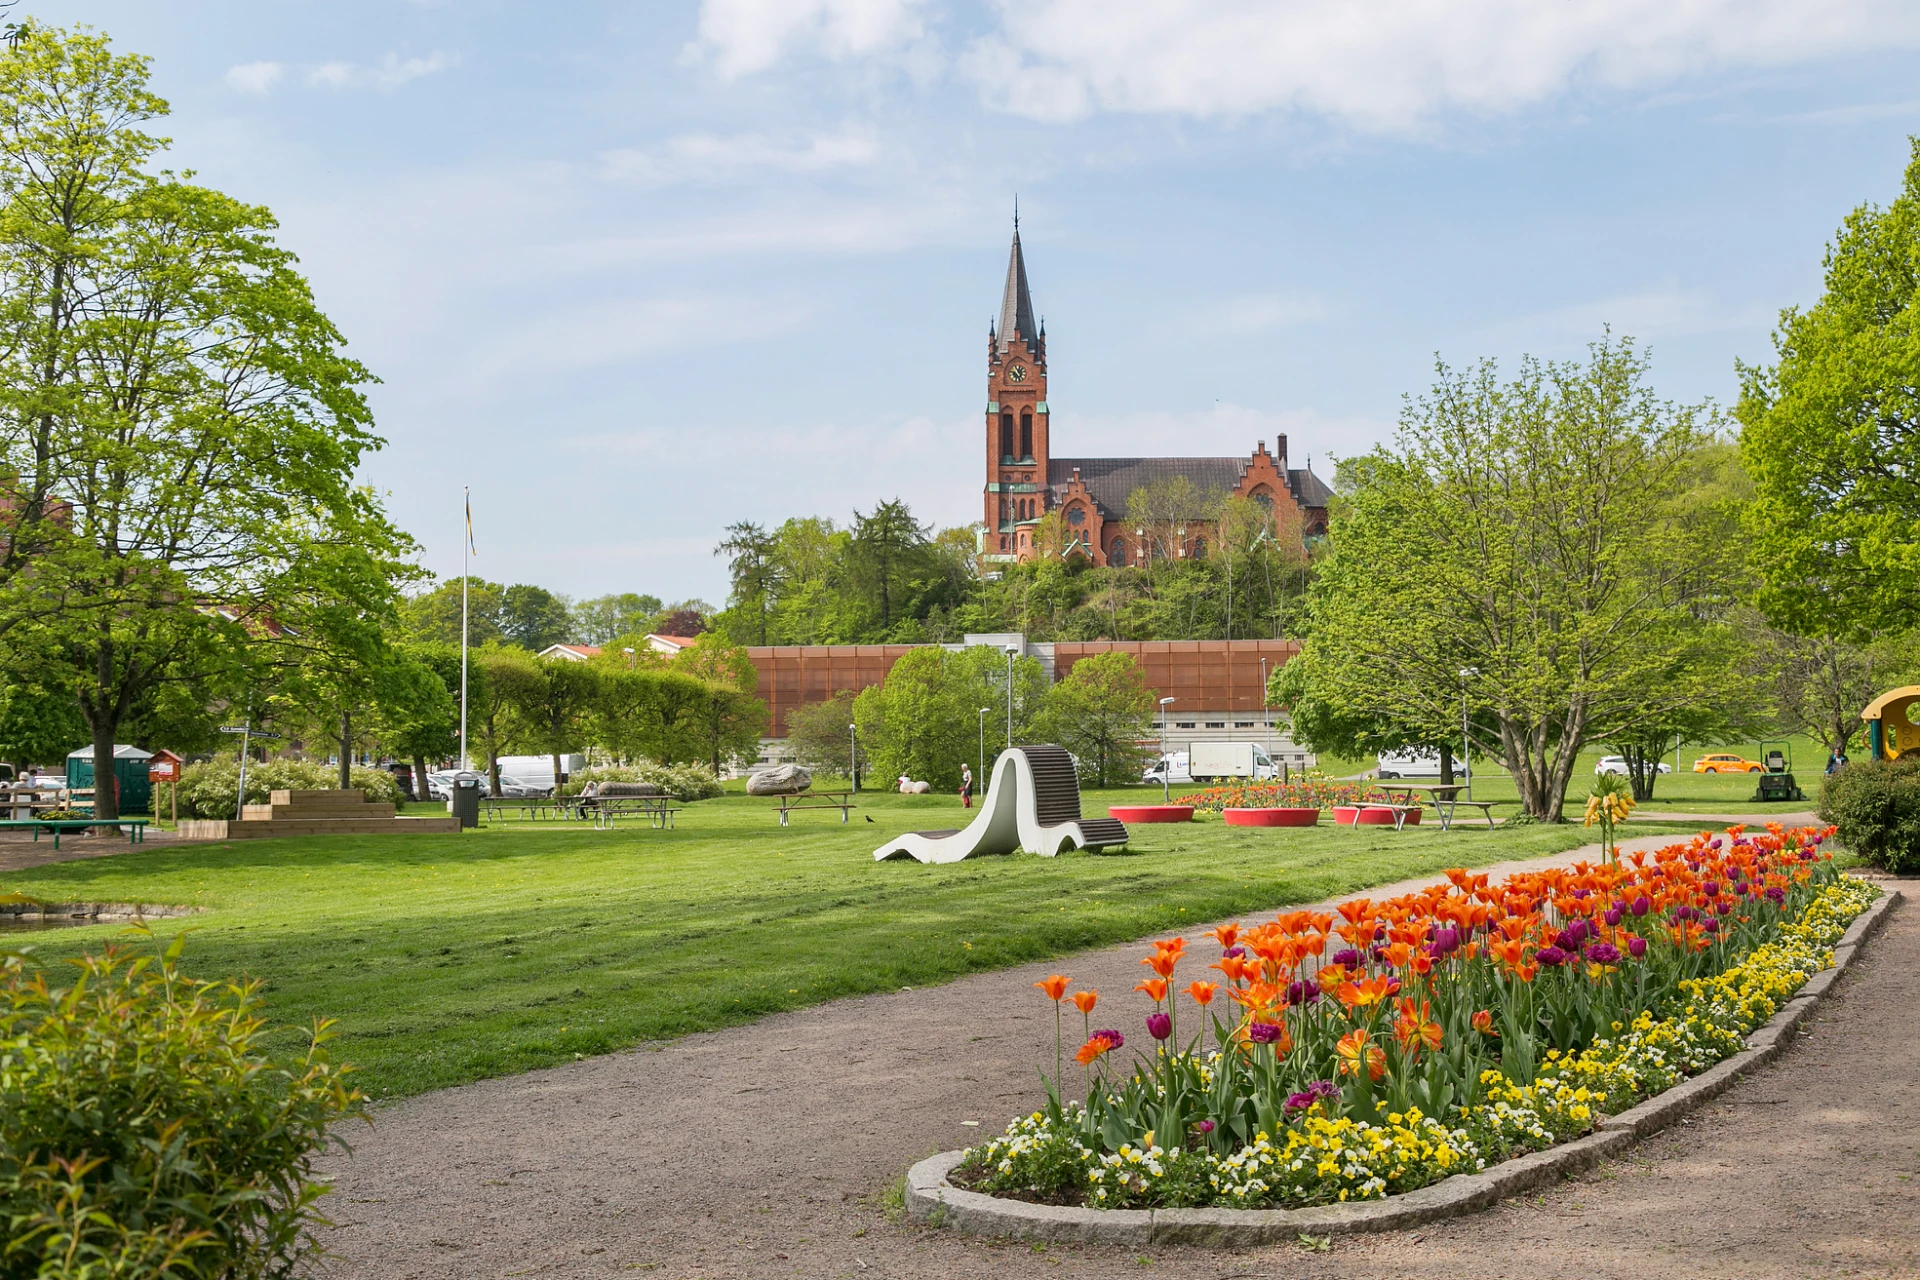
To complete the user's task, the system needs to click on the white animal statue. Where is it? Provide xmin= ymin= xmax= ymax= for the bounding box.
xmin=897 ymin=776 xmax=931 ymax=794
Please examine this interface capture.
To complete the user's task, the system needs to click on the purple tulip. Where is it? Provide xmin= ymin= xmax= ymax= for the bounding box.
xmin=1147 ymin=1012 xmax=1172 ymax=1041
xmin=1535 ymin=945 xmax=1569 ymax=967
xmin=1196 ymin=1119 xmax=1216 ymax=1134
xmin=1766 ymin=887 xmax=1786 ymax=905
xmin=1585 ymin=942 xmax=1622 ymax=965
xmin=1284 ymin=1090 xmax=1317 ymax=1114
xmin=1094 ymin=1029 xmax=1126 ymax=1049
xmin=1222 ymin=945 xmax=1246 ymax=959
xmin=1555 ymin=921 xmax=1589 ymax=950
xmin=1701 ymin=918 xmax=1720 ymax=935
xmin=1248 ymin=1022 xmax=1283 ymax=1044
xmin=1331 ymin=948 xmax=1363 ymax=969
xmin=1703 ymin=881 xmax=1720 ymax=898
xmin=1710 ymin=838 xmax=1723 ymax=849
xmin=1627 ymin=936 xmax=1648 ymax=959
xmin=1285 ymin=980 xmax=1321 ymax=1008
xmin=1604 ymin=907 xmax=1624 ymax=927
xmin=1631 ymin=896 xmax=1651 ymax=917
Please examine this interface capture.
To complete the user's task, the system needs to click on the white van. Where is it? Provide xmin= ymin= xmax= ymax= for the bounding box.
xmin=1142 ymin=744 xmax=1282 ymax=785
xmin=1375 ymin=750 xmax=1471 ymax=780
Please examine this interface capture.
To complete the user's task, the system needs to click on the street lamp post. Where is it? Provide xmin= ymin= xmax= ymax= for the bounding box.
xmin=622 ymin=647 xmax=635 ymax=669
xmin=1459 ymin=667 xmax=1479 ymax=801
xmin=979 ymin=706 xmax=992 ymax=782
xmin=1004 ymin=645 xmax=1020 ymax=751
xmin=1159 ymin=696 xmax=1176 ymax=803
xmin=848 ymin=723 xmax=858 ymax=793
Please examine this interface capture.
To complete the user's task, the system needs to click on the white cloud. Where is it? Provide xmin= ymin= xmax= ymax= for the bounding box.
xmin=307 ymin=51 xmax=460 ymax=90
xmin=599 ymin=128 xmax=881 ymax=185
xmin=692 ymin=0 xmax=930 ymax=78
xmin=224 ymin=61 xmax=284 ymax=94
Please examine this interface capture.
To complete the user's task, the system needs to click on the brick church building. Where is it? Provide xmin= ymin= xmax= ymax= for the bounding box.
xmin=981 ymin=225 xmax=1331 ymax=565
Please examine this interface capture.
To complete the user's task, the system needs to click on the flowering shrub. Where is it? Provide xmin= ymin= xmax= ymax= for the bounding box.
xmin=1178 ymin=773 xmax=1382 ymax=813
xmin=177 ymin=758 xmax=404 ymax=818
xmin=961 ymin=824 xmax=1873 ymax=1209
xmin=556 ymin=762 xmax=723 ymax=802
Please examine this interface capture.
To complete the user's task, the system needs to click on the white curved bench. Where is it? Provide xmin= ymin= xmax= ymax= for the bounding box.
xmin=872 ymin=745 xmax=1129 ymax=863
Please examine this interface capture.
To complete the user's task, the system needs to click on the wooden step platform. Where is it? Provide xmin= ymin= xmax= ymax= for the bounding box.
xmin=178 ymin=788 xmax=459 ymax=840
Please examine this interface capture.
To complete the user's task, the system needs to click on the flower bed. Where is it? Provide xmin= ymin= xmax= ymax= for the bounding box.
xmin=1224 ymin=808 xmax=1320 ymax=828
xmin=958 ymin=824 xmax=1869 ymax=1211
xmin=1178 ymin=774 xmax=1381 ymax=815
xmin=1110 ymin=805 xmax=1196 ymax=824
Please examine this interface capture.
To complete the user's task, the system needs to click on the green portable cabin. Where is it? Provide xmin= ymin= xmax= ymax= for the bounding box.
xmin=65 ymin=744 xmax=154 ymax=815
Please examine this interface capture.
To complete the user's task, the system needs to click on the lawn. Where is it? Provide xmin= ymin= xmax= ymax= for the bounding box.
xmin=3 ymin=789 xmax=1713 ymax=1102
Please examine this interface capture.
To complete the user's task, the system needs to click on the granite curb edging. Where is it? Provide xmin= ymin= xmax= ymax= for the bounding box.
xmin=905 ymin=884 xmax=1903 ymax=1246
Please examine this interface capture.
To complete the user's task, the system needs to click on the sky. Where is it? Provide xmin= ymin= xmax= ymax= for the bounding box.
xmin=33 ymin=0 xmax=1920 ymax=604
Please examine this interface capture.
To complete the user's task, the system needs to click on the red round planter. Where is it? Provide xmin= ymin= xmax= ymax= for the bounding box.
xmin=1108 ymin=804 xmax=1195 ymax=823
xmin=1223 ymin=807 xmax=1320 ymax=827
xmin=1333 ymin=805 xmax=1423 ymax=827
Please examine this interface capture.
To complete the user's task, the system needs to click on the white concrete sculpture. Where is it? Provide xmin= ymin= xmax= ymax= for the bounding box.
xmin=872 ymin=745 xmax=1130 ymax=863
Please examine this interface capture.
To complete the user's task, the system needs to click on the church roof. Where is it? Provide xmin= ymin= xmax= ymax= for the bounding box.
xmin=997 ymin=229 xmax=1039 ymax=351
xmin=1049 ymin=456 xmax=1333 ymax=523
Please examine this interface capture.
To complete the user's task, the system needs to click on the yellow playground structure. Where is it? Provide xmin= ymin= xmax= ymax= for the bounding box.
xmin=1862 ymin=686 xmax=1920 ymax=760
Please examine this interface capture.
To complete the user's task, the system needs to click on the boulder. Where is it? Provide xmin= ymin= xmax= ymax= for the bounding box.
xmin=747 ymin=764 xmax=811 ymax=796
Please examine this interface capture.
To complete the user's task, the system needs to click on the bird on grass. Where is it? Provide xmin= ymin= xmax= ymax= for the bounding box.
xmin=865 ymin=815 xmax=875 ymax=822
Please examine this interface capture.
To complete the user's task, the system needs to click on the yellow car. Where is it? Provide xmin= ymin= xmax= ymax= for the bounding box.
xmin=1693 ymin=752 xmax=1763 ymax=774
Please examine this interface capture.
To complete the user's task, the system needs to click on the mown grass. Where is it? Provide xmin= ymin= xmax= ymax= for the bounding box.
xmin=3 ymin=789 xmax=1711 ymax=1101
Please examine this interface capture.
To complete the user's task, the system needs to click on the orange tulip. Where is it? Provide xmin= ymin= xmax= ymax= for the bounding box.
xmin=1315 ymin=962 xmax=1350 ymax=993
xmin=1186 ymin=980 xmax=1219 ymax=1006
xmin=1336 ymin=1029 xmax=1387 ymax=1082
xmin=1135 ymin=978 xmax=1169 ymax=1003
xmin=1075 ymin=1030 xmax=1123 ymax=1065
xmin=1071 ymin=990 xmax=1099 ymax=1015
xmin=1335 ymin=974 xmax=1394 ymax=1009
xmin=1471 ymin=1009 xmax=1497 ymax=1036
xmin=1034 ymin=974 xmax=1070 ymax=1002
xmin=1205 ymin=923 xmax=1240 ymax=950
xmin=1142 ymin=950 xmax=1179 ymax=979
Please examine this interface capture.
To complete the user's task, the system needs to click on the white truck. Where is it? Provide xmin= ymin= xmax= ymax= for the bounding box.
xmin=1143 ymin=743 xmax=1283 ymax=785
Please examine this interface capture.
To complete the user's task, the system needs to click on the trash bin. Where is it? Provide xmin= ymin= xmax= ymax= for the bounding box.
xmin=447 ymin=772 xmax=482 ymax=829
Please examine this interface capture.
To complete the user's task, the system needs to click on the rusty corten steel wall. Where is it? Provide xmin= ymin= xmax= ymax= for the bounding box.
xmin=749 ymin=639 xmax=1301 ymax=736
xmin=748 ymin=645 xmax=920 ymax=737
xmin=1052 ymin=640 xmax=1300 ymax=716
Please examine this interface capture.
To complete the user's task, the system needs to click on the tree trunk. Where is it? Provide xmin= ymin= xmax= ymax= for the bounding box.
xmin=91 ymin=721 xmax=119 ymax=823
xmin=487 ymin=750 xmax=501 ymax=798
xmin=410 ymin=753 xmax=428 ymax=802
xmin=338 ymin=712 xmax=353 ymax=789
xmin=1437 ymin=742 xmax=1455 ymax=788
xmin=552 ymin=750 xmax=564 ymax=793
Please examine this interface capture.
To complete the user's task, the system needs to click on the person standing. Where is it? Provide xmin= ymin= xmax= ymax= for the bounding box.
xmin=959 ymin=763 xmax=974 ymax=809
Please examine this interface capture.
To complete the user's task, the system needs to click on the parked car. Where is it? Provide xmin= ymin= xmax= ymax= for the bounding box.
xmin=1693 ymin=753 xmax=1763 ymax=774
xmin=1376 ymin=750 xmax=1471 ymax=780
xmin=1596 ymin=756 xmax=1673 ymax=776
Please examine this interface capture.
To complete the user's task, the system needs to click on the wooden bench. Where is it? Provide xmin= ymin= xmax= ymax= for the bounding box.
xmin=0 ymin=818 xmax=150 ymax=851
xmin=1427 ymin=797 xmax=1510 ymax=831
xmin=590 ymin=797 xmax=680 ymax=830
xmin=776 ymin=790 xmax=856 ymax=826
xmin=482 ymin=798 xmax=579 ymax=822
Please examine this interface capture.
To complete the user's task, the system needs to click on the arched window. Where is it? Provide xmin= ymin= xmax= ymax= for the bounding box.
xmin=1110 ymin=540 xmax=1128 ymax=566
xmin=1251 ymin=487 xmax=1275 ymax=512
xmin=999 ymin=534 xmax=1007 ymax=551
xmin=1019 ymin=410 xmax=1033 ymax=459
xmin=1000 ymin=414 xmax=1014 ymax=460
xmin=1065 ymin=505 xmax=1085 ymax=527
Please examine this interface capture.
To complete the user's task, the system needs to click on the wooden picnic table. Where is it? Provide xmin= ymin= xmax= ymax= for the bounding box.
xmin=774 ymin=790 xmax=856 ymax=826
xmin=0 ymin=817 xmax=149 ymax=850
xmin=589 ymin=796 xmax=679 ymax=830
xmin=1368 ymin=781 xmax=1508 ymax=831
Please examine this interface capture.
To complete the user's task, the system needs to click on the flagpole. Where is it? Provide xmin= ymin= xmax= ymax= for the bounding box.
xmin=460 ymin=487 xmax=471 ymax=773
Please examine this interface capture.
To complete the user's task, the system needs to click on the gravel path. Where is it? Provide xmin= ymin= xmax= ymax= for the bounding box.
xmin=320 ymin=830 xmax=1908 ymax=1280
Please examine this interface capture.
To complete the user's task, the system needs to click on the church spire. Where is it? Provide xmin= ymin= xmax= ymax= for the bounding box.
xmin=997 ymin=211 xmax=1038 ymax=353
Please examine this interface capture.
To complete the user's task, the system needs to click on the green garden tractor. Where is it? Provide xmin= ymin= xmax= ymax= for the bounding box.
xmin=1751 ymin=740 xmax=1806 ymax=803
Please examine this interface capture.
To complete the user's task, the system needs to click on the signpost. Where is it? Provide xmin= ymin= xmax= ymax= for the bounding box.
xmin=219 ymin=724 xmax=280 ymax=821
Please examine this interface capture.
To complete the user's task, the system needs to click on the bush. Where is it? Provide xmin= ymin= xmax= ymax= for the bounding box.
xmin=555 ymin=762 xmax=723 ymax=802
xmin=176 ymin=758 xmax=404 ymax=819
xmin=0 ymin=935 xmax=363 ymax=1278
xmin=1820 ymin=757 xmax=1920 ymax=873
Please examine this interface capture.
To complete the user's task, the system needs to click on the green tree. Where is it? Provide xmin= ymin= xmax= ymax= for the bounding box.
xmin=1739 ymin=138 xmax=1920 ymax=634
xmin=1760 ymin=621 xmax=1915 ymax=756
xmin=571 ymin=592 xmax=661 ymax=646
xmin=1032 ymin=651 xmax=1156 ymax=786
xmin=400 ymin=578 xmax=503 ymax=648
xmin=1292 ymin=339 xmax=1736 ymax=820
xmin=499 ymin=583 xmax=573 ymax=651
xmin=375 ymin=643 xmax=460 ymax=798
xmin=671 ymin=634 xmax=767 ymax=773
xmin=715 ymin=521 xmax=780 ymax=644
xmin=503 ymin=656 xmax=602 ymax=790
xmin=849 ymin=499 xmax=930 ymax=633
xmin=470 ymin=643 xmax=533 ymax=794
xmin=783 ymin=690 xmax=862 ymax=780
xmin=0 ymin=28 xmax=407 ymax=818
xmin=853 ymin=644 xmax=1046 ymax=790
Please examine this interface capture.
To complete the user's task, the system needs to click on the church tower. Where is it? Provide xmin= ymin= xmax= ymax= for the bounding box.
xmin=983 ymin=219 xmax=1048 ymax=560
